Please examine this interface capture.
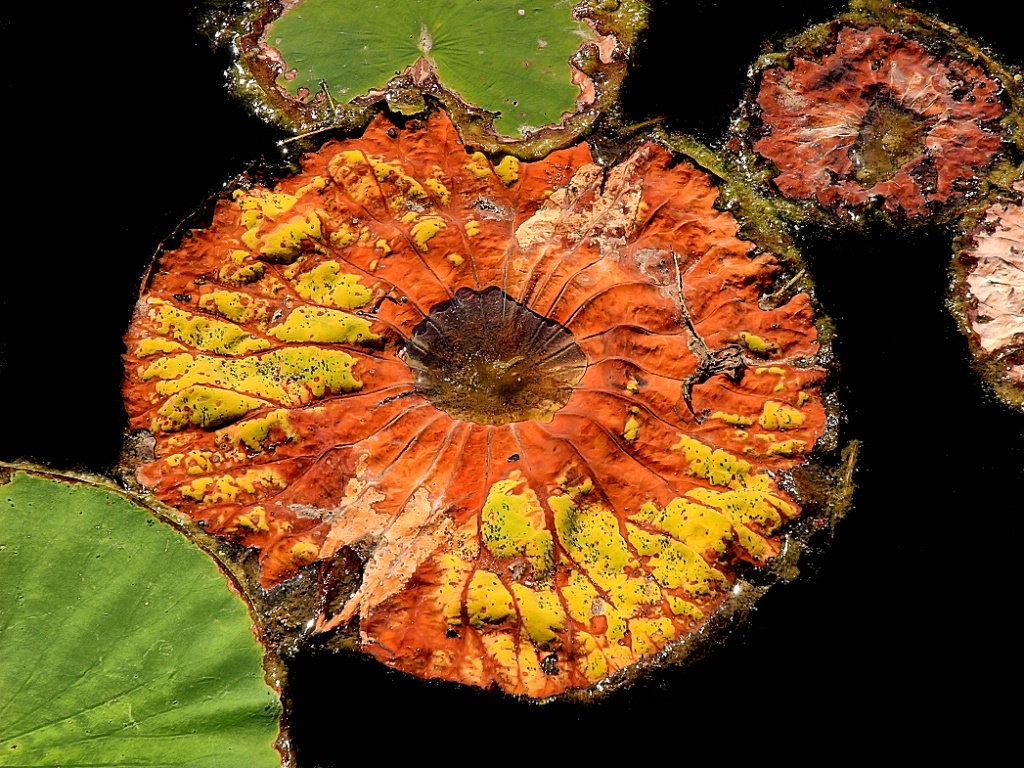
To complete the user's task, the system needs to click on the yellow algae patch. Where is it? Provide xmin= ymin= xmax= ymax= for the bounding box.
xmin=139 ymin=353 xmax=195 ymax=382
xmin=494 ymin=156 xmax=520 ymax=186
xmin=292 ymin=261 xmax=373 ymax=310
xmin=447 ymin=254 xmax=464 ymax=267
xmin=509 ymin=584 xmax=565 ymax=649
xmin=622 ymin=413 xmax=640 ymax=442
xmin=710 ymin=411 xmax=755 ymax=427
xmin=326 ymin=151 xmax=379 ymax=205
xmin=464 ymin=219 xmax=481 ymax=238
xmin=551 ymin=495 xmax=633 ymax=579
xmin=269 ymin=306 xmax=379 ymax=344
xmin=560 ymin=570 xmax=601 ymax=625
xmin=295 ymin=176 xmax=328 ymax=197
xmin=667 ymin=596 xmax=704 ymax=621
xmin=436 ymin=557 xmax=471 ymax=626
xmin=626 ymin=376 xmax=640 ymax=394
xmin=330 ymin=222 xmax=358 ymax=248
xmin=134 ymin=337 xmax=186 ymax=358
xmin=177 ymin=449 xmax=224 ymax=476
xmin=465 ymin=152 xmax=494 ymax=180
xmin=410 ymin=216 xmax=446 ymax=252
xmin=560 ymin=476 xmax=593 ymax=497
xmin=739 ymin=331 xmax=778 ymax=357
xmin=436 ymin=518 xmax=480 ymax=627
xmin=289 ymin=539 xmax=320 ymax=566
xmin=234 ymin=506 xmax=271 ymax=533
xmin=686 ymin=487 xmax=794 ymax=530
xmin=198 ymin=291 xmax=268 ymax=323
xmin=755 ymin=366 xmax=788 ymax=392
xmin=152 ymin=386 xmax=269 ymax=432
xmin=424 ymin=177 xmax=451 ymax=205
xmin=765 ymin=439 xmax=808 ymax=457
xmin=480 ymin=633 xmax=519 ymax=688
xmin=147 ymin=300 xmax=269 ymax=356
xmin=514 ymin=644 xmax=549 ymax=698
xmin=234 ymin=189 xmax=297 ymax=225
xmin=466 ymin=570 xmax=516 ymax=628
xmin=143 ymin=347 xmax=363 ymax=405
xmin=218 ymin=409 xmax=296 ymax=452
xmin=367 ymin=157 xmax=427 ymax=198
xmin=253 ymin=213 xmax=323 ymax=261
xmin=628 ymin=617 xmax=674 ymax=656
xmin=550 ymin=495 xmax=660 ymax=615
xmin=561 ymin=572 xmax=632 ymax=665
xmin=218 ymin=261 xmax=265 ymax=285
xmin=575 ymin=632 xmax=610 ymax=682
xmin=180 ymin=467 xmax=286 ymax=505
xmin=480 ymin=475 xmax=554 ymax=581
xmin=672 ymin=435 xmax=756 ymax=489
xmin=626 ymin=525 xmax=727 ymax=596
xmin=631 ymin=497 xmax=732 ymax=557
xmin=759 ymin=401 xmax=806 ymax=430
xmin=686 ymin=487 xmax=795 ymax=561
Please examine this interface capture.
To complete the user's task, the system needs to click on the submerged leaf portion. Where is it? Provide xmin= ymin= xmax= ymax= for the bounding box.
xmin=123 ymin=110 xmax=838 ymax=697
xmin=226 ymin=0 xmax=645 ymax=156
xmin=0 ymin=468 xmax=280 ymax=767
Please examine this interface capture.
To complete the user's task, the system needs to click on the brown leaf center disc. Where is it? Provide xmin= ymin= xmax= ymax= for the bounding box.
xmin=403 ymin=286 xmax=587 ymax=426
xmin=850 ymin=96 xmax=932 ymax=187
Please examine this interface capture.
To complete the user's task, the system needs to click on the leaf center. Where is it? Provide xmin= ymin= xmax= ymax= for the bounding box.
xmin=404 ymin=286 xmax=586 ymax=425
xmin=849 ymin=95 xmax=932 ymax=187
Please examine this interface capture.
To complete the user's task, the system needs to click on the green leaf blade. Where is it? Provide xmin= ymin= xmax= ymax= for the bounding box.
xmin=270 ymin=0 xmax=422 ymax=101
xmin=267 ymin=0 xmax=589 ymax=135
xmin=0 ymin=470 xmax=281 ymax=768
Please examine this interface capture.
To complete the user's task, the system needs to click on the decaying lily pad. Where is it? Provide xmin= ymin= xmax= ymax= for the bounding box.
xmin=0 ymin=465 xmax=282 ymax=767
xmin=730 ymin=0 xmax=1024 ymax=226
xmin=212 ymin=0 xmax=646 ymax=158
xmin=949 ymin=177 xmax=1024 ymax=409
xmin=121 ymin=107 xmax=852 ymax=699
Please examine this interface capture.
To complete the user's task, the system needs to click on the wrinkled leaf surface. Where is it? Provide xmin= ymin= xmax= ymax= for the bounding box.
xmin=270 ymin=0 xmax=584 ymax=135
xmin=123 ymin=110 xmax=834 ymax=697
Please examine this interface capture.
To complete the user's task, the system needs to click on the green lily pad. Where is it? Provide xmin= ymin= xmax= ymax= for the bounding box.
xmin=215 ymin=0 xmax=647 ymax=157
xmin=0 ymin=467 xmax=282 ymax=768
xmin=270 ymin=0 xmax=583 ymax=133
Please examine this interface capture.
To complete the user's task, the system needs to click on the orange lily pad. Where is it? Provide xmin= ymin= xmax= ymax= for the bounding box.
xmin=122 ymin=109 xmax=849 ymax=698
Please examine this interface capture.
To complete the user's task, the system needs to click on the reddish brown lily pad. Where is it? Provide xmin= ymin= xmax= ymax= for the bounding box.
xmin=122 ymin=109 xmax=847 ymax=698
xmin=733 ymin=6 xmax=1023 ymax=225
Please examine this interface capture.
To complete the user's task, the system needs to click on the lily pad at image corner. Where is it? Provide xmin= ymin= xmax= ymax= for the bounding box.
xmin=0 ymin=466 xmax=282 ymax=768
xmin=221 ymin=0 xmax=646 ymax=157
